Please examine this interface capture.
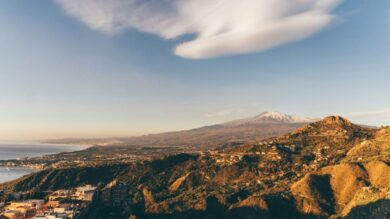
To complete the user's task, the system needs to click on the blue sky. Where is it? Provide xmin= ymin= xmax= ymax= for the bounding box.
xmin=0 ymin=0 xmax=389 ymax=140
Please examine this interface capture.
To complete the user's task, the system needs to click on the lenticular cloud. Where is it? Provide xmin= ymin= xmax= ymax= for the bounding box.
xmin=55 ymin=0 xmax=343 ymax=59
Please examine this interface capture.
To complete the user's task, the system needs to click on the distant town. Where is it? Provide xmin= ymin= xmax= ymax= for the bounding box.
xmin=0 ymin=145 xmax=202 ymax=170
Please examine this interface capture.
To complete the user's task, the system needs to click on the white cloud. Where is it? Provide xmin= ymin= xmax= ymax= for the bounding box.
xmin=55 ymin=0 xmax=343 ymax=59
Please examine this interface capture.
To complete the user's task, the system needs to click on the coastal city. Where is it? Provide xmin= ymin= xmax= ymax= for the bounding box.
xmin=0 ymin=180 xmax=127 ymax=219
xmin=0 ymin=0 xmax=389 ymax=218
xmin=0 ymin=145 xmax=198 ymax=171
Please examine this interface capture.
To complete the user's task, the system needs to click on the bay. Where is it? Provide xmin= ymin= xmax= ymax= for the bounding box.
xmin=0 ymin=143 xmax=86 ymax=183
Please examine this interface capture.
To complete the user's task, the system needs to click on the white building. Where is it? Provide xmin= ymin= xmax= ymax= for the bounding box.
xmin=73 ymin=185 xmax=97 ymax=201
xmin=34 ymin=214 xmax=66 ymax=219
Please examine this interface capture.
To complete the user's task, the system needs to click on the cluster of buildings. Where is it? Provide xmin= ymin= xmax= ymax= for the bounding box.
xmin=214 ymin=153 xmax=243 ymax=166
xmin=0 ymin=180 xmax=129 ymax=219
xmin=0 ymin=199 xmax=76 ymax=219
xmin=302 ymin=145 xmax=331 ymax=171
xmin=0 ymin=185 xmax=97 ymax=219
xmin=0 ymin=200 xmax=44 ymax=219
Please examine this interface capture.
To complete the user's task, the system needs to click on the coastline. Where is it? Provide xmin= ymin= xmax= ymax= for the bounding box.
xmin=0 ymin=143 xmax=89 ymax=183
xmin=0 ymin=166 xmax=36 ymax=184
xmin=0 ymin=161 xmax=46 ymax=170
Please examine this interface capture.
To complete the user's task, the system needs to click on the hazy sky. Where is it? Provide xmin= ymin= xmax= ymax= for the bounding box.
xmin=0 ymin=0 xmax=389 ymax=141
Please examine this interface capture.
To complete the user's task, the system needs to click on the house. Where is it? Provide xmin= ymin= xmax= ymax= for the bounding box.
xmin=54 ymin=204 xmax=75 ymax=219
xmin=34 ymin=214 xmax=66 ymax=219
xmin=73 ymin=185 xmax=96 ymax=201
xmin=48 ymin=190 xmax=72 ymax=201
xmin=6 ymin=200 xmax=44 ymax=210
xmin=4 ymin=200 xmax=45 ymax=218
xmin=46 ymin=201 xmax=61 ymax=208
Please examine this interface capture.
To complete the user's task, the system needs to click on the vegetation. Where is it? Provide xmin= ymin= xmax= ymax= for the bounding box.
xmin=2 ymin=116 xmax=390 ymax=218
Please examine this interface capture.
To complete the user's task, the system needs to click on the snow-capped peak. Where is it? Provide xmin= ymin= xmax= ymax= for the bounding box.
xmin=225 ymin=111 xmax=314 ymax=125
xmin=257 ymin=111 xmax=291 ymax=121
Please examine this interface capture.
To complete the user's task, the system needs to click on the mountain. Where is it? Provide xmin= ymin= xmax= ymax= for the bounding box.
xmin=224 ymin=111 xmax=315 ymax=125
xmin=44 ymin=112 xmax=314 ymax=149
xmin=6 ymin=116 xmax=390 ymax=219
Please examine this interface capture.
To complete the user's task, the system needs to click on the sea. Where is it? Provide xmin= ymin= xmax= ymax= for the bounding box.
xmin=0 ymin=143 xmax=86 ymax=183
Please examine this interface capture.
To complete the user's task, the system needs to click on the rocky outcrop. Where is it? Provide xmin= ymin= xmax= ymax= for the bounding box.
xmin=228 ymin=196 xmax=270 ymax=219
xmin=291 ymin=161 xmax=390 ymax=218
xmin=142 ymin=187 xmax=155 ymax=208
xmin=227 ymin=193 xmax=301 ymax=219
xmin=364 ymin=161 xmax=390 ymax=188
xmin=321 ymin=163 xmax=369 ymax=210
xmin=291 ymin=174 xmax=335 ymax=217
xmin=169 ymin=173 xmax=191 ymax=192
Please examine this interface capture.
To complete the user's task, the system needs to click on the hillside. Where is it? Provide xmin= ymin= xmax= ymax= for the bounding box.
xmin=43 ymin=112 xmax=313 ymax=148
xmin=0 ymin=164 xmax=133 ymax=192
xmin=4 ymin=116 xmax=390 ymax=219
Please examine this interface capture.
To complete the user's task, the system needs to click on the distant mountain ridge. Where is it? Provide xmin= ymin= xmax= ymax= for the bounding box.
xmin=224 ymin=111 xmax=316 ymax=125
xmin=43 ymin=112 xmax=314 ymax=148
